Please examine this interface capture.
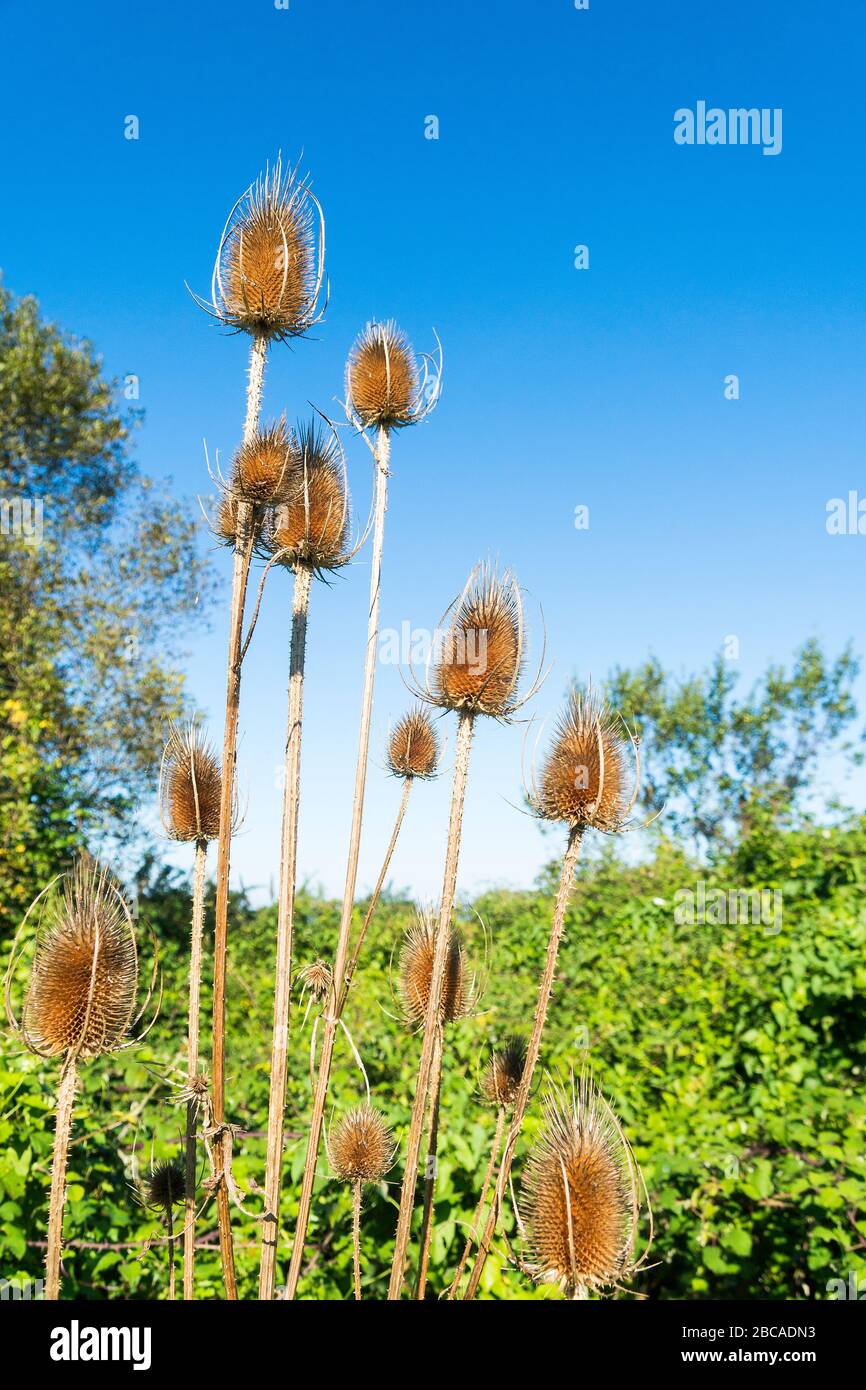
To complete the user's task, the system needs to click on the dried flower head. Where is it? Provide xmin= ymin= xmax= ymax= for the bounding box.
xmin=17 ymin=858 xmax=140 ymax=1059
xmin=327 ymin=1105 xmax=396 ymax=1186
xmin=398 ymin=910 xmax=473 ymax=1029
xmin=520 ymin=1075 xmax=645 ymax=1298
xmin=346 ymin=321 xmax=420 ymax=429
xmin=159 ymin=722 xmax=223 ymax=843
xmin=233 ymin=420 xmax=297 ymax=505
xmin=263 ymin=421 xmax=349 ymax=572
xmin=297 ymin=959 xmax=333 ymax=1005
xmin=532 ymin=688 xmax=638 ymax=833
xmin=387 ymin=707 xmax=440 ymax=780
xmin=433 ymin=565 xmax=525 ymax=719
xmin=208 ymin=157 xmax=325 ymax=341
xmin=209 ymin=489 xmax=247 ymax=550
xmin=480 ymin=1036 xmax=527 ymax=1109
xmin=145 ymin=1160 xmax=185 ymax=1213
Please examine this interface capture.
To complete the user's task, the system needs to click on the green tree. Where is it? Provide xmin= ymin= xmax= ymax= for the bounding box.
xmin=0 ymin=282 xmax=214 ymax=937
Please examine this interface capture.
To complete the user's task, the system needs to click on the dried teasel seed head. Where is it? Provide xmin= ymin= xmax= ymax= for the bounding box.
xmin=233 ymin=419 xmax=297 ymax=505
xmin=263 ymin=420 xmax=349 ymax=571
xmin=21 ymin=857 xmax=139 ymax=1059
xmin=480 ymin=1036 xmax=527 ymax=1109
xmin=387 ymin=707 xmax=440 ymax=780
xmin=345 ymin=320 xmax=419 ymax=429
xmin=398 ymin=909 xmax=471 ymax=1029
xmin=297 ymin=958 xmax=333 ymax=1003
xmin=520 ymin=1075 xmax=644 ymax=1297
xmin=210 ymin=490 xmax=245 ymax=549
xmin=327 ymin=1104 xmax=396 ymax=1185
xmin=145 ymin=1160 xmax=185 ymax=1212
xmin=159 ymin=722 xmax=223 ymax=843
xmin=213 ymin=157 xmax=323 ymax=340
xmin=433 ymin=565 xmax=524 ymax=718
xmin=533 ymin=688 xmax=634 ymax=833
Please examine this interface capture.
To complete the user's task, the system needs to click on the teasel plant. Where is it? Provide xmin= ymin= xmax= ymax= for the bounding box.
xmin=394 ymin=910 xmax=482 ymax=1299
xmin=193 ymin=155 xmax=326 ymax=1297
xmin=283 ymin=321 xmax=442 ymax=1300
xmin=140 ymin=1160 xmax=186 ymax=1301
xmin=387 ymin=562 xmax=544 ymax=1298
xmin=158 ymin=720 xmax=227 ymax=1299
xmin=446 ymin=1036 xmax=527 ymax=1298
xmin=4 ymin=856 xmax=160 ymax=1299
xmin=463 ymin=685 xmax=645 ymax=1298
xmin=326 ymin=1105 xmax=396 ymax=1300
xmin=517 ymin=1072 xmax=651 ymax=1299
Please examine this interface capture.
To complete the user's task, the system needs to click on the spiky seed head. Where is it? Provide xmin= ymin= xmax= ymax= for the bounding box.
xmin=346 ymin=321 xmax=419 ymax=429
xmin=234 ymin=420 xmax=297 ymax=505
xmin=22 ymin=857 xmax=139 ymax=1059
xmin=480 ymin=1036 xmax=527 ymax=1108
xmin=520 ymin=1076 xmax=641 ymax=1297
xmin=327 ymin=1105 xmax=396 ymax=1185
xmin=433 ymin=565 xmax=524 ymax=718
xmin=216 ymin=159 xmax=320 ymax=340
xmin=387 ymin=707 xmax=440 ymax=780
xmin=211 ymin=490 xmax=245 ymax=549
xmin=297 ymin=958 xmax=333 ymax=1003
xmin=398 ymin=910 xmax=470 ymax=1029
xmin=264 ymin=421 xmax=349 ymax=571
xmin=159 ymin=722 xmax=222 ymax=843
xmin=534 ymin=688 xmax=632 ymax=832
xmin=145 ymin=1160 xmax=185 ymax=1212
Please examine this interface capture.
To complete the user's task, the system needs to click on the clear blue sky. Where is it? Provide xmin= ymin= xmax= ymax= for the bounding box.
xmin=1 ymin=0 xmax=864 ymax=902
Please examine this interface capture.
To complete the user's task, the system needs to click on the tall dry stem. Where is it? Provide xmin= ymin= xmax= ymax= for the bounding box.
xmin=446 ymin=1105 xmax=506 ymax=1298
xmin=388 ymin=709 xmax=475 ymax=1298
xmin=413 ymin=1025 xmax=443 ymax=1299
xmin=351 ymin=1181 xmax=362 ymax=1301
xmin=283 ymin=428 xmax=391 ymax=1299
xmin=340 ymin=773 xmax=412 ymax=1008
xmin=258 ymin=562 xmax=312 ymax=1300
xmin=183 ymin=838 xmax=207 ymax=1299
xmin=46 ymin=1056 xmax=77 ymax=1300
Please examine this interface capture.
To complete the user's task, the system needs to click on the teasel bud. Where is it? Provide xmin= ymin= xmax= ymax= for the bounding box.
xmin=159 ymin=721 xmax=224 ymax=844
xmin=480 ymin=1036 xmax=527 ymax=1109
xmin=263 ymin=420 xmax=350 ymax=572
xmin=398 ymin=909 xmax=474 ymax=1030
xmin=433 ymin=564 xmax=525 ymax=719
xmin=233 ymin=419 xmax=298 ymax=505
xmin=327 ymin=1105 xmax=396 ymax=1186
xmin=532 ymin=687 xmax=639 ymax=834
xmin=519 ymin=1075 xmax=647 ymax=1298
xmin=345 ymin=321 xmax=423 ymax=429
xmin=387 ymin=706 xmax=440 ymax=780
xmin=145 ymin=1160 xmax=186 ymax=1214
xmin=207 ymin=157 xmax=326 ymax=341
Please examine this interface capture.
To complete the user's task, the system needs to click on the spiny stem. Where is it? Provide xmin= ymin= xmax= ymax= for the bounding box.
xmin=259 ymin=563 xmax=312 ymax=1301
xmin=352 ymin=1181 xmax=362 ymax=1301
xmin=446 ymin=1106 xmax=505 ymax=1299
xmin=211 ymin=331 xmax=267 ymax=1299
xmin=340 ymin=774 xmax=413 ymax=1010
xmin=413 ymin=1026 xmax=443 ymax=1300
xmin=183 ymin=838 xmax=207 ymax=1300
xmin=464 ymin=825 xmax=584 ymax=1299
xmin=46 ymin=1055 xmax=77 ymax=1300
xmin=388 ymin=710 xmax=475 ymax=1299
xmin=167 ymin=1204 xmax=176 ymax=1302
xmin=284 ymin=428 xmax=391 ymax=1300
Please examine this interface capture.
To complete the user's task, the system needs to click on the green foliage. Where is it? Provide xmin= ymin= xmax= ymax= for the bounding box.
xmin=2 ymin=819 xmax=863 ymax=1300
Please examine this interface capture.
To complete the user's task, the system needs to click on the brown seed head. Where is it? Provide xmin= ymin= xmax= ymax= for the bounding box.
xmin=159 ymin=722 xmax=223 ymax=843
xmin=234 ymin=420 xmax=297 ymax=504
xmin=212 ymin=491 xmax=242 ymax=548
xmin=433 ymin=565 xmax=524 ymax=718
xmin=346 ymin=321 xmax=419 ymax=428
xmin=22 ymin=857 xmax=139 ymax=1059
xmin=520 ymin=1076 xmax=640 ymax=1296
xmin=534 ymin=688 xmax=633 ymax=832
xmin=387 ymin=707 xmax=440 ymax=780
xmin=480 ymin=1036 xmax=527 ymax=1108
xmin=398 ymin=910 xmax=471 ymax=1029
xmin=297 ymin=958 xmax=333 ymax=1004
xmin=264 ymin=421 xmax=349 ymax=571
xmin=216 ymin=159 xmax=320 ymax=340
xmin=327 ymin=1104 xmax=396 ymax=1186
xmin=146 ymin=1160 xmax=185 ymax=1212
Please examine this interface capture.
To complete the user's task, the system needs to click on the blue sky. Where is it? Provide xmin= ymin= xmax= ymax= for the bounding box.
xmin=1 ymin=0 xmax=864 ymax=902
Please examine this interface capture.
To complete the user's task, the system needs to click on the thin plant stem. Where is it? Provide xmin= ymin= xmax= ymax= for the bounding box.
xmin=258 ymin=562 xmax=312 ymax=1301
xmin=352 ymin=1181 xmax=362 ymax=1301
xmin=211 ymin=331 xmax=267 ymax=1299
xmin=413 ymin=1025 xmax=443 ymax=1300
xmin=446 ymin=1106 xmax=505 ymax=1299
xmin=340 ymin=774 xmax=413 ymax=1010
xmin=284 ymin=427 xmax=391 ymax=1300
xmin=464 ymin=825 xmax=584 ymax=1299
xmin=183 ymin=837 xmax=207 ymax=1300
xmin=388 ymin=710 xmax=475 ymax=1299
xmin=46 ymin=1054 xmax=77 ymax=1300
xmin=167 ymin=1204 xmax=176 ymax=1302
